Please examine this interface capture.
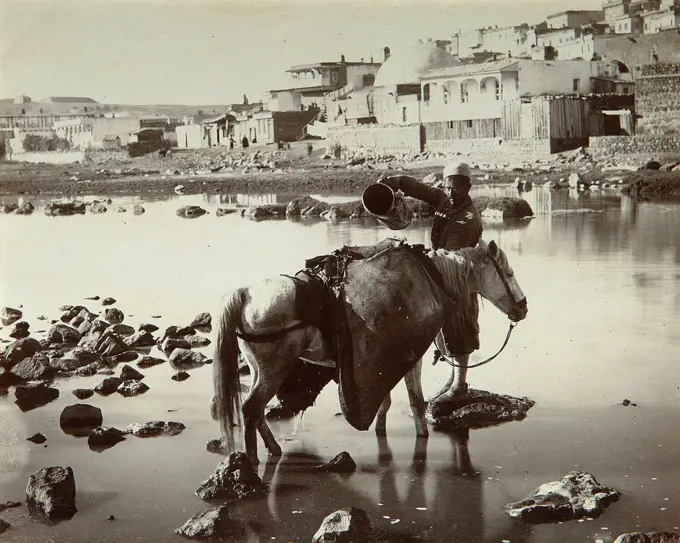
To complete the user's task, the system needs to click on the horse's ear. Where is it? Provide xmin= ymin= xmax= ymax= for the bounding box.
xmin=488 ymin=240 xmax=499 ymax=257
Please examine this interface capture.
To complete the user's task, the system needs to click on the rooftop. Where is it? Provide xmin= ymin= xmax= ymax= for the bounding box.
xmin=421 ymin=60 xmax=519 ymax=80
xmin=287 ymin=61 xmax=381 ymax=73
xmin=38 ymin=97 xmax=98 ymax=104
xmin=267 ymin=85 xmax=336 ymax=94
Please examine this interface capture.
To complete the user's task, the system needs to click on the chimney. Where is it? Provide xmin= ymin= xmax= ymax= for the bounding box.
xmin=370 ymin=55 xmax=374 ymax=63
xmin=384 ymin=46 xmax=391 ymax=61
xmin=341 ymin=54 xmax=346 ymax=63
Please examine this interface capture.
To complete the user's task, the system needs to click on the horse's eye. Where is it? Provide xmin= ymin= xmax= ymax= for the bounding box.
xmin=507 ymin=272 xmax=514 ymax=278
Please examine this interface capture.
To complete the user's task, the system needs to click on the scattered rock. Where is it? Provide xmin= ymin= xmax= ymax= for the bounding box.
xmin=26 ymin=466 xmax=77 ymax=523
xmin=94 ymin=333 xmax=128 ymax=356
xmin=27 ymin=433 xmax=47 ymax=444
xmin=0 ymin=369 xmax=23 ymax=390
xmin=136 ymin=355 xmax=165 ymax=369
xmin=177 ymin=205 xmax=207 ymax=218
xmin=59 ymin=404 xmax=103 ymax=436
xmin=3 ymin=337 xmax=42 ymax=369
xmin=169 ymin=348 xmax=209 ymax=370
xmin=504 ymin=471 xmax=620 ymax=522
xmin=14 ymin=383 xmax=59 ymax=411
xmin=95 ymin=377 xmax=123 ymax=396
xmin=313 ymin=451 xmax=357 ymax=474
xmin=185 ymin=334 xmax=211 ymax=348
xmin=120 ymin=364 xmax=144 ymax=381
xmin=138 ymin=323 xmax=159 ymax=333
xmin=107 ymin=514 xmax=115 ymax=520
xmin=103 ymin=308 xmax=124 ymax=325
xmin=108 ymin=350 xmax=138 ymax=365
xmin=47 ymin=323 xmax=82 ymax=345
xmin=190 ymin=312 xmax=212 ymax=329
xmin=0 ymin=519 xmax=9 ymax=534
xmin=175 ymin=506 xmax=240 ymax=540
xmin=123 ymin=330 xmax=156 ymax=348
xmin=1 ymin=307 xmax=22 ymax=326
xmin=9 ymin=321 xmax=30 ymax=339
xmin=172 ymin=371 xmax=190 ymax=382
xmin=72 ymin=389 xmax=94 ymax=400
xmin=10 ymin=353 xmax=54 ymax=381
xmin=126 ymin=421 xmax=185 ymax=437
xmin=0 ymin=501 xmax=21 ymax=514
xmin=111 ymin=323 xmax=135 ymax=336
xmin=117 ymin=380 xmax=149 ymax=397
xmin=206 ymin=437 xmax=230 ymax=455
xmin=132 ymin=204 xmax=145 ymax=215
xmin=614 ymin=532 xmax=680 ymax=543
xmin=312 ymin=506 xmax=372 ymax=543
xmin=101 ymin=297 xmax=116 ymax=306
xmin=74 ymin=361 xmax=101 ymax=377
xmin=87 ymin=426 xmax=127 ymax=451
xmin=621 ymin=398 xmax=637 ymax=407
xmin=161 ymin=337 xmax=191 ymax=356
xmin=427 ymin=389 xmax=535 ymax=430
xmin=195 ymin=452 xmax=267 ymax=501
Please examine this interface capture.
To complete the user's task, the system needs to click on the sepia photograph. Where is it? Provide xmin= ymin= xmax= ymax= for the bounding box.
xmin=1 ymin=0 xmax=679 ymax=541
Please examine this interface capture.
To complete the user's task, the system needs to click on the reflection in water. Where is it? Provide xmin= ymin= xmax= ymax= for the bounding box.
xmin=2 ymin=185 xmax=680 ymax=542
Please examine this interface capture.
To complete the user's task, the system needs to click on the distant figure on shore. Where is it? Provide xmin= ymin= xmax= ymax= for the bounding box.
xmin=229 ymin=136 xmax=235 ymax=150
xmin=242 ymin=136 xmax=249 ymax=149
xmin=252 ymin=135 xmax=257 ymax=144
xmin=277 ymin=140 xmax=285 ymax=150
xmin=307 ymin=143 xmax=313 ymax=157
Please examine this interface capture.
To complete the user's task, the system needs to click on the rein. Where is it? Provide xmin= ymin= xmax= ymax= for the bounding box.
xmin=434 ymin=321 xmax=517 ymax=368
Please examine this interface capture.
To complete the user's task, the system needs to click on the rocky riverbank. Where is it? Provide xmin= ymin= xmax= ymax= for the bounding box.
xmin=2 ymin=144 xmax=678 ymax=199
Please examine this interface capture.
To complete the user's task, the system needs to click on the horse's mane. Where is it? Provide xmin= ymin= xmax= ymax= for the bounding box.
xmin=428 ymin=245 xmax=485 ymax=320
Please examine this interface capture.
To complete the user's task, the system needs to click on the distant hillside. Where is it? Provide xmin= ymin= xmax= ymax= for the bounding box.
xmin=0 ymin=101 xmax=237 ymax=118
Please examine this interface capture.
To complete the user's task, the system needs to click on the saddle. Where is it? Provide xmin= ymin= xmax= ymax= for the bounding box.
xmin=275 ymin=238 xmax=407 ymax=413
xmin=276 ymin=238 xmax=452 ymax=423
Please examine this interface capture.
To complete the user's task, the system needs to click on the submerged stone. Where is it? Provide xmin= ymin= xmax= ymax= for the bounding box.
xmin=175 ymin=506 xmax=240 ymax=540
xmin=312 ymin=506 xmax=372 ymax=543
xmin=426 ymin=388 xmax=535 ymax=430
xmin=505 ymin=471 xmax=621 ymax=523
xmin=195 ymin=452 xmax=267 ymax=502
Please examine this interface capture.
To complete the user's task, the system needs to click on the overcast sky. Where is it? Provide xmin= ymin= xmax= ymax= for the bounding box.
xmin=0 ymin=0 xmax=605 ymax=105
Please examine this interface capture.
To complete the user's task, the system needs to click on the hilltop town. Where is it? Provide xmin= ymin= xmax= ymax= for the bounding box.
xmin=1 ymin=1 xmax=680 ymax=194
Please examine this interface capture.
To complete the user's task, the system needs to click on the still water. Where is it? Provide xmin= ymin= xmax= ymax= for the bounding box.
xmin=0 ymin=185 xmax=679 ymax=543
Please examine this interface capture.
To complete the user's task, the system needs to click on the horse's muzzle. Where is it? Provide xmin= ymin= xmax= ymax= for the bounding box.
xmin=508 ymin=297 xmax=528 ymax=322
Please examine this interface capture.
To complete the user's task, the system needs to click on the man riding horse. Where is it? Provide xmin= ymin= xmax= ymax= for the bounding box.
xmin=379 ymin=161 xmax=482 ymax=406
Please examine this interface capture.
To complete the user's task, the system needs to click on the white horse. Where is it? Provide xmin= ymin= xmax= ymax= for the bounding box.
xmin=212 ymin=240 xmax=527 ymax=465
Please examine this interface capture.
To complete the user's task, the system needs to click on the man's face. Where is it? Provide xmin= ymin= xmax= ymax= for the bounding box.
xmin=442 ymin=175 xmax=469 ymax=198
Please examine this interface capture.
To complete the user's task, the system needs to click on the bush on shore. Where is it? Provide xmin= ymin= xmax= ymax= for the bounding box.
xmin=22 ymin=134 xmax=71 ymax=153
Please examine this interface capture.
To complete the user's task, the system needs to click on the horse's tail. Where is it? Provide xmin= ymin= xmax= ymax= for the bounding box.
xmin=213 ymin=287 xmax=246 ymax=448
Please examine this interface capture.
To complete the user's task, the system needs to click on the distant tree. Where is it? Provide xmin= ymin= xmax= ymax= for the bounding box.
xmin=23 ymin=134 xmax=70 ymax=152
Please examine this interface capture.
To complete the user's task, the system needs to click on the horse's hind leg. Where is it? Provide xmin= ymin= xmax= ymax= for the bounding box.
xmin=375 ymin=393 xmax=391 ymax=436
xmin=258 ymin=416 xmax=281 ymax=457
xmin=404 ymin=358 xmax=429 ymax=437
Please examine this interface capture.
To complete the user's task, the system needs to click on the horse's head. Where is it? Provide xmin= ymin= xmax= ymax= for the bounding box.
xmin=474 ymin=240 xmax=527 ymax=322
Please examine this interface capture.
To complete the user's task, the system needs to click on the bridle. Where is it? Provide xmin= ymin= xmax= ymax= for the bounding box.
xmin=435 ymin=247 xmax=525 ymax=369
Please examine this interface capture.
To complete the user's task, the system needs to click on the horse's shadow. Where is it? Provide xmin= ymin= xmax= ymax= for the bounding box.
xmin=236 ymin=427 xmax=533 ymax=543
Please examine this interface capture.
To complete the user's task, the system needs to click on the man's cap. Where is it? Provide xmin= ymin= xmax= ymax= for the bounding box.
xmin=443 ymin=162 xmax=471 ymax=179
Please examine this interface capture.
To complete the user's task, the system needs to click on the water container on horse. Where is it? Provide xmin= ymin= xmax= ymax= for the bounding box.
xmin=362 ymin=184 xmax=412 ymax=230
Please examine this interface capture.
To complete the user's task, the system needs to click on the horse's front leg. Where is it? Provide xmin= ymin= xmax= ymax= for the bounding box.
xmin=375 ymin=393 xmax=391 ymax=436
xmin=404 ymin=358 xmax=428 ymax=437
